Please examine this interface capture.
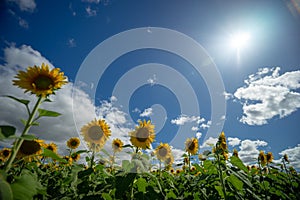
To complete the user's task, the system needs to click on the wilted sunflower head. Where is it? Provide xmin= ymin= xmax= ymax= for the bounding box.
xmin=17 ymin=139 xmax=44 ymax=161
xmin=0 ymin=148 xmax=11 ymax=161
xmin=129 ymin=120 xmax=155 ymax=149
xmin=258 ymin=151 xmax=267 ymax=166
xmin=266 ymin=152 xmax=273 ymax=163
xmin=155 ymin=143 xmax=171 ymax=161
xmin=67 ymin=137 xmax=80 ymax=149
xmin=185 ymin=138 xmax=198 ymax=155
xmin=45 ymin=142 xmax=58 ymax=153
xmin=13 ymin=63 xmax=67 ymax=97
xmin=112 ymin=138 xmax=124 ymax=152
xmin=81 ymin=119 xmax=111 ymax=152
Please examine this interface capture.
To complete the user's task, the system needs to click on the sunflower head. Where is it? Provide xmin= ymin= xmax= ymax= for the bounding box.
xmin=129 ymin=120 xmax=155 ymax=149
xmin=185 ymin=138 xmax=198 ymax=155
xmin=81 ymin=119 xmax=111 ymax=152
xmin=258 ymin=151 xmax=267 ymax=166
xmin=112 ymin=138 xmax=124 ymax=152
xmin=198 ymin=154 xmax=207 ymax=161
xmin=13 ymin=63 xmax=67 ymax=97
xmin=155 ymin=143 xmax=171 ymax=161
xmin=283 ymin=154 xmax=289 ymax=163
xmin=0 ymin=148 xmax=11 ymax=161
xmin=17 ymin=139 xmax=44 ymax=162
xmin=67 ymin=137 xmax=80 ymax=149
xmin=233 ymin=149 xmax=239 ymax=157
xmin=45 ymin=142 xmax=58 ymax=153
xmin=71 ymin=153 xmax=80 ymax=161
xmin=266 ymin=152 xmax=273 ymax=163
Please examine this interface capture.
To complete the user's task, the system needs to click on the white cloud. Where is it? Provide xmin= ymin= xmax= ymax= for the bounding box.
xmin=85 ymin=6 xmax=97 ymax=17
xmin=140 ymin=108 xmax=153 ymax=117
xmin=171 ymin=114 xmax=203 ymax=126
xmin=191 ymin=126 xmax=199 ymax=131
xmin=196 ymin=132 xmax=202 ymax=139
xmin=200 ymin=137 xmax=218 ymax=148
xmin=8 ymin=0 xmax=36 ymax=12
xmin=234 ymin=67 xmax=300 ymax=125
xmin=132 ymin=108 xmax=141 ymax=113
xmin=147 ymin=74 xmax=157 ymax=86
xmin=67 ymin=38 xmax=76 ymax=48
xmin=223 ymin=91 xmax=233 ymax=100
xmin=228 ymin=137 xmax=241 ymax=147
xmin=237 ymin=139 xmax=268 ymax=165
xmin=8 ymin=9 xmax=29 ymax=29
xmin=279 ymin=144 xmax=300 ymax=169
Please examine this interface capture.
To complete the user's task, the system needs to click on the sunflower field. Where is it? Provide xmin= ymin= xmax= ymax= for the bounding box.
xmin=0 ymin=64 xmax=300 ymax=200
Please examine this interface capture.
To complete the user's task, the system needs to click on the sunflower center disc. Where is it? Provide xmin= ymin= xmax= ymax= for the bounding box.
xmin=188 ymin=142 xmax=195 ymax=151
xmin=136 ymin=127 xmax=149 ymax=142
xmin=34 ymin=75 xmax=54 ymax=90
xmin=20 ymin=140 xmax=41 ymax=155
xmin=88 ymin=126 xmax=104 ymax=140
xmin=159 ymin=148 xmax=168 ymax=157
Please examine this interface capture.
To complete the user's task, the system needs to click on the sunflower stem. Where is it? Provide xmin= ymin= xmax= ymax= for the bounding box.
xmin=4 ymin=96 xmax=44 ymax=173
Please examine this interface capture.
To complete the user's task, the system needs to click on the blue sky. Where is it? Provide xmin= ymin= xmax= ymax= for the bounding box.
xmin=1 ymin=0 xmax=300 ymax=168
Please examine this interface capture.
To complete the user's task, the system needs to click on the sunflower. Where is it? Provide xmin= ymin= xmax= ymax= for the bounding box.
xmin=266 ymin=152 xmax=273 ymax=163
xmin=0 ymin=148 xmax=11 ymax=161
xmin=112 ymin=138 xmax=123 ymax=152
xmin=185 ymin=138 xmax=198 ymax=155
xmin=45 ymin=142 xmax=58 ymax=153
xmin=13 ymin=63 xmax=67 ymax=97
xmin=81 ymin=119 xmax=111 ymax=152
xmin=283 ymin=154 xmax=289 ymax=163
xmin=129 ymin=120 xmax=155 ymax=149
xmin=67 ymin=137 xmax=80 ymax=149
xmin=258 ymin=151 xmax=267 ymax=166
xmin=155 ymin=143 xmax=171 ymax=161
xmin=233 ymin=149 xmax=239 ymax=157
xmin=16 ymin=139 xmax=44 ymax=161
xmin=165 ymin=154 xmax=174 ymax=166
xmin=71 ymin=153 xmax=80 ymax=161
xmin=198 ymin=154 xmax=207 ymax=161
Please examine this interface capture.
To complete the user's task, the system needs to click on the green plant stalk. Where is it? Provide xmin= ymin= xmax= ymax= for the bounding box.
xmin=4 ymin=96 xmax=44 ymax=173
xmin=188 ymin=153 xmax=191 ymax=173
xmin=216 ymin=152 xmax=227 ymax=200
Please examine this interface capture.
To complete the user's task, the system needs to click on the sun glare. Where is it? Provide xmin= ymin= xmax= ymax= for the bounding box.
xmin=230 ymin=32 xmax=250 ymax=49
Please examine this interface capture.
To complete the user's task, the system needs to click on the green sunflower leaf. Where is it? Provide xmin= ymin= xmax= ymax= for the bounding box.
xmin=136 ymin=177 xmax=147 ymax=193
xmin=0 ymin=125 xmax=16 ymax=140
xmin=0 ymin=177 xmax=13 ymax=200
xmin=38 ymin=109 xmax=61 ymax=117
xmin=42 ymin=148 xmax=67 ymax=163
xmin=5 ymin=95 xmax=30 ymax=106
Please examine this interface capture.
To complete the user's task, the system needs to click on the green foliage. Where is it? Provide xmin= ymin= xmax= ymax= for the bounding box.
xmin=0 ymin=125 xmax=16 ymax=140
xmin=37 ymin=109 xmax=61 ymax=118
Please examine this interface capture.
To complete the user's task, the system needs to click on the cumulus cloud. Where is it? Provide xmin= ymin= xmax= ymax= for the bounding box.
xmin=140 ymin=108 xmax=153 ymax=117
xmin=171 ymin=114 xmax=205 ymax=126
xmin=200 ymin=137 xmax=218 ymax=148
xmin=8 ymin=0 xmax=36 ymax=12
xmin=234 ymin=67 xmax=300 ymax=125
xmin=228 ymin=137 xmax=241 ymax=147
xmin=279 ymin=144 xmax=300 ymax=169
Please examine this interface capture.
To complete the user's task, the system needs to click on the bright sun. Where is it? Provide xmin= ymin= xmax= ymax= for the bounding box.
xmin=230 ymin=32 xmax=251 ymax=49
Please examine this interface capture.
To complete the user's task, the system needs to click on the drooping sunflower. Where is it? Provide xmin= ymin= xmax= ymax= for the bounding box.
xmin=81 ymin=119 xmax=111 ymax=152
xmin=0 ymin=148 xmax=11 ymax=161
xmin=71 ymin=153 xmax=80 ymax=162
xmin=112 ymin=138 xmax=124 ymax=153
xmin=266 ymin=152 xmax=273 ymax=164
xmin=129 ymin=120 xmax=155 ymax=149
xmin=258 ymin=151 xmax=267 ymax=166
xmin=16 ymin=139 xmax=44 ymax=161
xmin=67 ymin=137 xmax=80 ymax=149
xmin=13 ymin=63 xmax=67 ymax=97
xmin=45 ymin=142 xmax=58 ymax=153
xmin=283 ymin=154 xmax=289 ymax=163
xmin=185 ymin=138 xmax=198 ymax=155
xmin=155 ymin=143 xmax=171 ymax=161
